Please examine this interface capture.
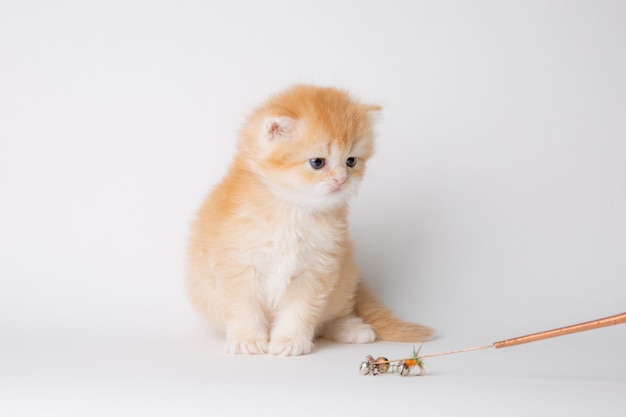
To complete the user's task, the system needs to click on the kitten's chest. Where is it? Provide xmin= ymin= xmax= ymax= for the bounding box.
xmin=251 ymin=211 xmax=345 ymax=305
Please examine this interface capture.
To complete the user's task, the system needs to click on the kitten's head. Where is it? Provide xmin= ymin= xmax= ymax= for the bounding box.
xmin=238 ymin=85 xmax=380 ymax=211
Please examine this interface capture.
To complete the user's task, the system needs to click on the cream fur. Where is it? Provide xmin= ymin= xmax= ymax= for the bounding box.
xmin=186 ymin=85 xmax=432 ymax=356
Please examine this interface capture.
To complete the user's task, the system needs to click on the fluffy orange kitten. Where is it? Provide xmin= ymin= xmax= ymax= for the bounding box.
xmin=187 ymin=85 xmax=432 ymax=356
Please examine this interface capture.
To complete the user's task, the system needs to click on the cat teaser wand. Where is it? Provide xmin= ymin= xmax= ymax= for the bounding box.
xmin=359 ymin=312 xmax=626 ymax=376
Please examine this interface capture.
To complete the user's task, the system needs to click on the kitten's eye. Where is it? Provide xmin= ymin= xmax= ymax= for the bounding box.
xmin=346 ymin=157 xmax=357 ymax=168
xmin=309 ymin=158 xmax=326 ymax=169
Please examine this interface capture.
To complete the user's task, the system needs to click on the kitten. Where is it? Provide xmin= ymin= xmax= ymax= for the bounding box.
xmin=186 ymin=85 xmax=432 ymax=356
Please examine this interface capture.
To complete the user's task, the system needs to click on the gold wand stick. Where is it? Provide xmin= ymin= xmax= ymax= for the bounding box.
xmin=364 ymin=312 xmax=626 ymax=375
xmin=493 ymin=311 xmax=626 ymax=348
xmin=428 ymin=311 xmax=626 ymax=358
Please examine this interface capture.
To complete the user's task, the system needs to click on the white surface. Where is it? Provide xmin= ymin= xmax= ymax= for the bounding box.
xmin=1 ymin=1 xmax=625 ymax=416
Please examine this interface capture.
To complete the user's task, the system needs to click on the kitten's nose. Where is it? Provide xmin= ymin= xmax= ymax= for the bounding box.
xmin=333 ymin=177 xmax=347 ymax=186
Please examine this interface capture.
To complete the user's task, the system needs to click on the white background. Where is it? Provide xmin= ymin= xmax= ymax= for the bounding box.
xmin=1 ymin=1 xmax=625 ymax=416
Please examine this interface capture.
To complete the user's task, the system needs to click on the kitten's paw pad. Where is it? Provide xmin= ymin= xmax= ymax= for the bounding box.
xmin=268 ymin=338 xmax=314 ymax=356
xmin=224 ymin=339 xmax=268 ymax=355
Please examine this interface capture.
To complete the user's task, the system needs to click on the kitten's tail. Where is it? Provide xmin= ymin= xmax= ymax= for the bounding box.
xmin=355 ymin=281 xmax=433 ymax=342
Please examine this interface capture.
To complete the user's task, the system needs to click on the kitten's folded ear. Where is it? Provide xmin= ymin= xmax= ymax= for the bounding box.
xmin=363 ymin=104 xmax=382 ymax=124
xmin=263 ymin=117 xmax=297 ymax=141
xmin=363 ymin=104 xmax=382 ymax=113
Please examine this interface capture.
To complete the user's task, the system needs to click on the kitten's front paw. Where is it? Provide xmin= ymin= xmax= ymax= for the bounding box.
xmin=268 ymin=338 xmax=314 ymax=356
xmin=224 ymin=338 xmax=268 ymax=355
